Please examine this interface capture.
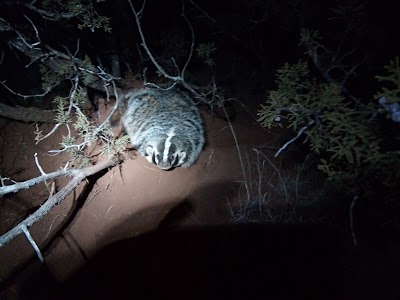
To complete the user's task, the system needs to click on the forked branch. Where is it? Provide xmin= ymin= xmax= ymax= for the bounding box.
xmin=0 ymin=158 xmax=118 ymax=248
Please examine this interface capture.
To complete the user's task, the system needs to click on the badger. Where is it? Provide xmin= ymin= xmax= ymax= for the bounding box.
xmin=121 ymin=87 xmax=205 ymax=170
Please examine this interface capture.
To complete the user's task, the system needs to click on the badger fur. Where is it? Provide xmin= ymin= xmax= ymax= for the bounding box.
xmin=121 ymin=88 xmax=205 ymax=170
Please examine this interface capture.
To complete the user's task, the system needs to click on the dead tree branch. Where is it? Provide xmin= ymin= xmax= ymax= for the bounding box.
xmin=0 ymin=102 xmax=57 ymax=123
xmin=301 ymin=29 xmax=360 ymax=104
xmin=127 ymin=0 xmax=216 ymax=104
xmin=0 ymin=16 xmax=116 ymax=95
xmin=0 ymin=158 xmax=118 ymax=248
xmin=0 ymin=167 xmax=73 ymax=196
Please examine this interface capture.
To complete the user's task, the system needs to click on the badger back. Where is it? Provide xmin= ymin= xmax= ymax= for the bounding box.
xmin=121 ymin=88 xmax=205 ymax=170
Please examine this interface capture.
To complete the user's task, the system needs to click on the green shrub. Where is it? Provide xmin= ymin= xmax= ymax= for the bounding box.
xmin=258 ymin=58 xmax=400 ymax=196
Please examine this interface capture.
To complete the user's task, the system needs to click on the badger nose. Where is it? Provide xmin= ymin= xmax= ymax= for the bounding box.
xmin=158 ymin=163 xmax=173 ymax=170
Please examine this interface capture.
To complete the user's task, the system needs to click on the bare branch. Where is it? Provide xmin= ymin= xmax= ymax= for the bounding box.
xmin=21 ymin=224 xmax=44 ymax=263
xmin=0 ymin=168 xmax=75 ymax=196
xmin=137 ymin=0 xmax=147 ymax=19
xmin=302 ymin=30 xmax=360 ymax=104
xmin=0 ymin=17 xmax=13 ymax=32
xmin=34 ymin=153 xmax=47 ymax=176
xmin=24 ymin=2 xmax=84 ymax=21
xmin=127 ymin=0 xmax=180 ymax=82
xmin=23 ymin=15 xmax=41 ymax=48
xmin=1 ymin=18 xmax=115 ymax=95
xmin=188 ymin=0 xmax=216 ymax=23
xmin=0 ymin=81 xmax=51 ymax=99
xmin=0 ymin=176 xmax=17 ymax=187
xmin=0 ymin=158 xmax=118 ymax=248
xmin=180 ymin=0 xmax=195 ymax=81
xmin=274 ymin=121 xmax=314 ymax=158
xmin=95 ymin=80 xmax=120 ymax=133
xmin=24 ymin=3 xmax=58 ymax=20
xmin=127 ymin=0 xmax=217 ymax=105
xmin=45 ymin=77 xmax=120 ymax=155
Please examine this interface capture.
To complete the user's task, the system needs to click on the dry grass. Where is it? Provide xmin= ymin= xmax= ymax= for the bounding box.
xmin=227 ymin=149 xmax=330 ymax=224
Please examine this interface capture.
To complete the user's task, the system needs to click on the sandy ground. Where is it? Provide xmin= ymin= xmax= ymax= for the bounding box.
xmin=2 ymin=102 xmax=399 ymax=300
xmin=0 ymin=104 xmax=276 ymax=285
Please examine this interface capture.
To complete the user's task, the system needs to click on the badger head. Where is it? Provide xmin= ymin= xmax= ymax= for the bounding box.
xmin=145 ymin=143 xmax=186 ymax=170
xmin=144 ymin=130 xmax=187 ymax=170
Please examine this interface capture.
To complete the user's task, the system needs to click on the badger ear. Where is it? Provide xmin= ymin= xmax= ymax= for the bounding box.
xmin=145 ymin=146 xmax=154 ymax=156
xmin=145 ymin=146 xmax=155 ymax=163
xmin=177 ymin=151 xmax=187 ymax=166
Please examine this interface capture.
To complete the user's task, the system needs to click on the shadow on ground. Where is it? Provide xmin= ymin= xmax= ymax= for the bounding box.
xmin=18 ymin=221 xmax=400 ymax=300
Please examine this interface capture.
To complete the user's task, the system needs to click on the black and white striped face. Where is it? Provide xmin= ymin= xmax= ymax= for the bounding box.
xmin=145 ymin=130 xmax=187 ymax=170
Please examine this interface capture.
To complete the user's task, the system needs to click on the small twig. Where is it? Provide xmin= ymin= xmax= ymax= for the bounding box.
xmin=45 ymin=214 xmax=63 ymax=238
xmin=86 ymin=188 xmax=105 ymax=204
xmin=73 ymin=39 xmax=80 ymax=57
xmin=47 ymin=141 xmax=86 ymax=154
xmin=137 ymin=0 xmax=147 ymax=18
xmin=23 ymin=15 xmax=41 ymax=48
xmin=254 ymin=149 xmax=290 ymax=209
xmin=34 ymin=153 xmax=46 ymax=175
xmin=24 ymin=3 xmax=58 ymax=20
xmin=36 ymin=123 xmax=62 ymax=144
xmin=105 ymin=205 xmax=114 ymax=216
xmin=188 ymin=0 xmax=216 ymax=23
xmin=350 ymin=195 xmax=358 ymax=247
xmin=94 ymin=80 xmax=120 ymax=133
xmin=127 ymin=0 xmax=211 ymax=105
xmin=274 ymin=121 xmax=314 ymax=158
xmin=21 ymin=224 xmax=44 ymax=263
xmin=222 ymin=104 xmax=250 ymax=202
xmin=0 ymin=80 xmax=51 ymax=99
xmin=305 ymin=41 xmax=360 ymax=104
xmin=0 ymin=176 xmax=17 ymax=187
xmin=180 ymin=0 xmax=195 ymax=81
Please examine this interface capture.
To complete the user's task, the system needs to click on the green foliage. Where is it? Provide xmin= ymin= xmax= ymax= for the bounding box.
xmin=196 ymin=42 xmax=216 ymax=67
xmin=67 ymin=148 xmax=92 ymax=169
xmin=72 ymin=87 xmax=88 ymax=108
xmin=81 ymin=55 xmax=97 ymax=86
xmin=34 ymin=124 xmax=43 ymax=142
xmin=63 ymin=108 xmax=127 ymax=167
xmin=299 ymin=29 xmax=321 ymax=48
xmin=53 ymin=96 xmax=70 ymax=124
xmin=77 ymin=11 xmax=111 ymax=33
xmin=61 ymin=135 xmax=76 ymax=147
xmin=330 ymin=0 xmax=366 ymax=18
xmin=258 ymin=59 xmax=400 ymax=193
xmin=375 ymin=57 xmax=400 ymax=103
xmin=39 ymin=62 xmax=74 ymax=90
xmin=73 ymin=109 xmax=97 ymax=146
xmin=50 ymin=91 xmax=126 ymax=167
xmin=42 ymin=0 xmax=111 ymax=32
xmin=329 ymin=0 xmax=367 ymax=34
xmin=101 ymin=130 xmax=129 ymax=159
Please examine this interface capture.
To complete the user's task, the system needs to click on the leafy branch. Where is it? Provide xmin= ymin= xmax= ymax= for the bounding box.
xmin=258 ymin=58 xmax=400 ymax=194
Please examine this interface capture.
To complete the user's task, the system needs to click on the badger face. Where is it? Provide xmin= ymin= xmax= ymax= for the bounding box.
xmin=145 ymin=143 xmax=186 ymax=170
xmin=143 ymin=128 xmax=187 ymax=170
